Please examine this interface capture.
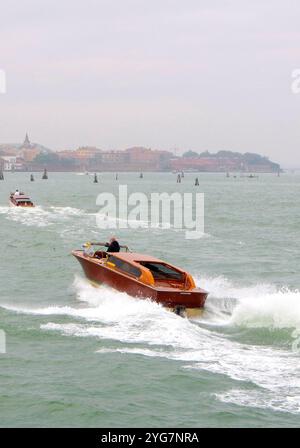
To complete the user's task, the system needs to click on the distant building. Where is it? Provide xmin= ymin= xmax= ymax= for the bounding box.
xmin=0 ymin=145 xmax=18 ymax=156
xmin=170 ymin=157 xmax=240 ymax=172
xmin=74 ymin=146 xmax=101 ymax=159
xmin=100 ymin=150 xmax=129 ymax=164
xmin=0 ymin=136 xmax=280 ymax=173
xmin=57 ymin=146 xmax=102 ymax=170
xmin=18 ymin=133 xmax=38 ymax=162
xmin=56 ymin=146 xmax=173 ymax=171
xmin=123 ymin=147 xmax=173 ymax=171
xmin=170 ymin=152 xmax=279 ymax=173
xmin=0 ymin=155 xmax=24 ymax=171
xmin=22 ymin=147 xmax=41 ymax=162
xmin=1 ymin=156 xmax=16 ymax=171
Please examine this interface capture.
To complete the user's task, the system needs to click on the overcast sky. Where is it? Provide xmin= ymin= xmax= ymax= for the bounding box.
xmin=0 ymin=0 xmax=299 ymax=166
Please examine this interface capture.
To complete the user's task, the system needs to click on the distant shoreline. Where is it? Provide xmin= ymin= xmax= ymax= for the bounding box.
xmin=1 ymin=169 xmax=284 ymax=174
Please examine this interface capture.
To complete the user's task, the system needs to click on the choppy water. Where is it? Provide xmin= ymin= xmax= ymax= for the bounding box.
xmin=0 ymin=172 xmax=300 ymax=427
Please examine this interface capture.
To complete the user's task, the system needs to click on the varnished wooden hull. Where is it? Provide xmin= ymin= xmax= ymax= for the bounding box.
xmin=73 ymin=251 xmax=208 ymax=310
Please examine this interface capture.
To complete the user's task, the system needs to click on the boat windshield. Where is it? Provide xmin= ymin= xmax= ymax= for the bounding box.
xmin=139 ymin=262 xmax=184 ymax=281
xmin=109 ymin=256 xmax=141 ymax=278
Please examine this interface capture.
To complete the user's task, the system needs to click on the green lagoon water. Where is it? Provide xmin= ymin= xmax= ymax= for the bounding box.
xmin=0 ymin=171 xmax=300 ymax=427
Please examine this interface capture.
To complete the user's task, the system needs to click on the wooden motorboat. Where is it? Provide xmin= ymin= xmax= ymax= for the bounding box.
xmin=9 ymin=192 xmax=35 ymax=207
xmin=72 ymin=245 xmax=208 ymax=316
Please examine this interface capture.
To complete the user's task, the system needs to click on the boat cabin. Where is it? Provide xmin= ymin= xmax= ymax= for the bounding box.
xmin=90 ymin=250 xmax=196 ymax=290
xmin=10 ymin=193 xmax=34 ymax=207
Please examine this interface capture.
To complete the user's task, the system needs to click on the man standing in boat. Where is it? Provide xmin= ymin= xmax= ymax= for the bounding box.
xmin=105 ymin=236 xmax=120 ymax=252
xmin=90 ymin=237 xmax=128 ymax=253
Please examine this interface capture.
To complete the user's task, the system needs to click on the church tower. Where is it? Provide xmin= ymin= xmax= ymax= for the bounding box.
xmin=23 ymin=133 xmax=31 ymax=148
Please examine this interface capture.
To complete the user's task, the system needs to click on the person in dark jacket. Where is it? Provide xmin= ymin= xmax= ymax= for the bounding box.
xmin=105 ymin=237 xmax=120 ymax=252
xmin=90 ymin=237 xmax=128 ymax=253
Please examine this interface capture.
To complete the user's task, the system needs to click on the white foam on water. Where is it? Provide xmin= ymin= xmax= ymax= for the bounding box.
xmin=1 ymin=204 xmax=212 ymax=241
xmin=3 ymin=274 xmax=300 ymax=414
xmin=96 ymin=347 xmax=166 ymax=358
xmin=4 ymin=206 xmax=53 ymax=227
xmin=1 ymin=205 xmax=93 ymax=229
xmin=0 ymin=206 xmax=10 ymax=214
xmin=197 ymin=275 xmax=276 ymax=301
xmin=49 ymin=206 xmax=86 ymax=217
xmin=193 ymin=275 xmax=300 ymax=332
xmin=96 ymin=213 xmax=149 ymax=229
xmin=229 ymin=288 xmax=300 ymax=331
xmin=216 ymin=389 xmax=300 ymax=415
xmin=95 ymin=212 xmax=212 ymax=235
xmin=197 ymin=275 xmax=300 ymax=333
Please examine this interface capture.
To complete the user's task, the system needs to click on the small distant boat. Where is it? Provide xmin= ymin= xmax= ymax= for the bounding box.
xmin=9 ymin=192 xmax=35 ymax=207
xmin=72 ymin=246 xmax=208 ymax=317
